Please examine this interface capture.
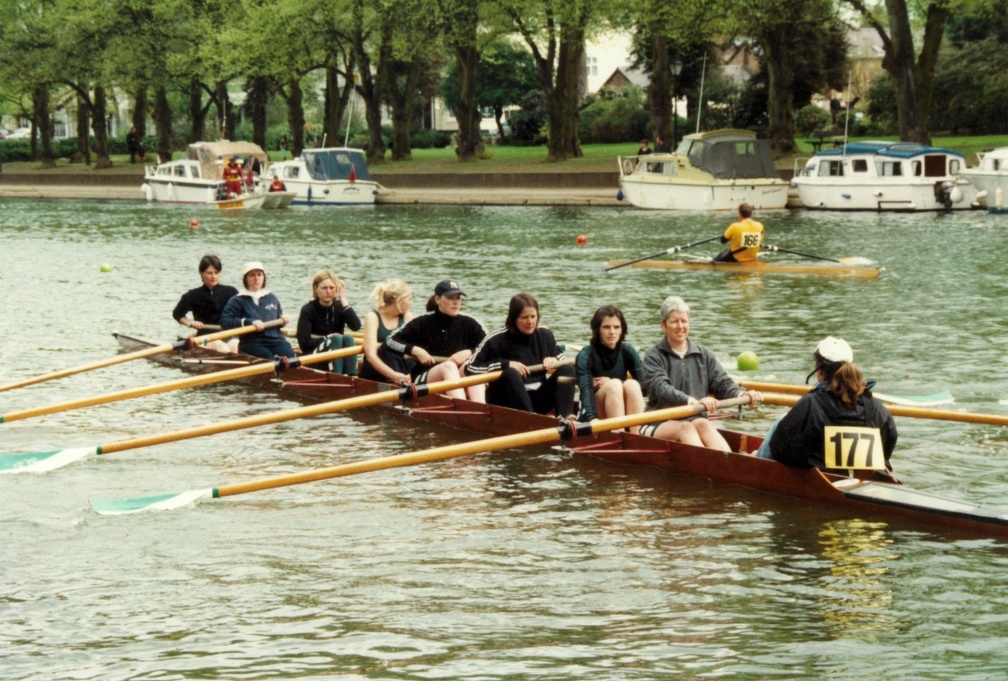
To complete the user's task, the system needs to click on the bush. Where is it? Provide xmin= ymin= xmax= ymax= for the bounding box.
xmin=508 ymin=90 xmax=547 ymax=146
xmin=865 ymin=74 xmax=897 ymax=130
xmin=578 ymin=86 xmax=650 ymax=143
xmin=793 ymin=105 xmax=832 ymax=135
xmin=410 ymin=129 xmax=452 ymax=149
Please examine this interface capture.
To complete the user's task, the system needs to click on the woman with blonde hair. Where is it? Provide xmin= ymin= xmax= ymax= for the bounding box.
xmin=359 ymin=279 xmax=416 ymax=384
xmin=296 ymin=269 xmax=361 ymax=375
xmin=756 ymin=336 xmax=897 ymax=469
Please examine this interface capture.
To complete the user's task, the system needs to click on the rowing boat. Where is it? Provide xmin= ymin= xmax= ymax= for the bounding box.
xmin=605 ymin=258 xmax=884 ymax=279
xmin=113 ymin=332 xmax=1008 ymax=537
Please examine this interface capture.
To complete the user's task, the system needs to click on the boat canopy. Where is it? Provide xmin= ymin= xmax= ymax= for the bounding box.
xmin=678 ymin=131 xmax=779 ymax=180
xmin=301 ymin=148 xmax=371 ymax=182
xmin=818 ymin=142 xmax=965 ymax=160
xmin=187 ymin=141 xmax=270 ymax=180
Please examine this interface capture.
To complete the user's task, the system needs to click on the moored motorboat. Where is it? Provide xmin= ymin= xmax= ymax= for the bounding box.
xmin=264 ymin=147 xmax=380 ymax=206
xmin=960 ymin=147 xmax=1008 ymax=212
xmin=605 ymin=257 xmax=883 ymax=279
xmin=791 ymin=141 xmax=979 ymax=211
xmin=109 ymin=332 xmax=1008 ymax=537
xmin=616 ymin=129 xmax=790 ymax=211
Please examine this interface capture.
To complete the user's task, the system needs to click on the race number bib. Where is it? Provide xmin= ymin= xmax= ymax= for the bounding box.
xmin=824 ymin=426 xmax=887 ymax=470
xmin=740 ymin=229 xmax=761 ymax=248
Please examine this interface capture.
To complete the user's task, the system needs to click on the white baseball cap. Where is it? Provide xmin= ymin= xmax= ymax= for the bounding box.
xmin=815 ymin=336 xmax=853 ymax=363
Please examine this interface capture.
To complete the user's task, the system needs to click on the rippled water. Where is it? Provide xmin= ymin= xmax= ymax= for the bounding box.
xmin=3 ymin=198 xmax=1008 ymax=679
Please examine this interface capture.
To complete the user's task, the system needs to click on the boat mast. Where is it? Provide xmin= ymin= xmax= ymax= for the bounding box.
xmin=842 ymin=70 xmax=852 ymax=159
xmin=344 ymin=72 xmax=357 ymax=147
xmin=695 ymin=53 xmax=707 ymax=134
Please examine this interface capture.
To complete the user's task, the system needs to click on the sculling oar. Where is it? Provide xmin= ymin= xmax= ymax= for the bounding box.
xmin=0 ymin=346 xmax=363 ymax=425
xmin=90 ymin=396 xmax=753 ymax=514
xmin=0 ymin=370 xmax=517 ymax=475
xmin=740 ymin=380 xmax=954 ymax=407
xmin=761 ymin=244 xmax=872 ymax=266
xmin=605 ymin=235 xmax=721 ymax=271
xmin=0 ymin=320 xmax=285 ymax=394
xmin=761 ymin=393 xmax=1008 ymax=426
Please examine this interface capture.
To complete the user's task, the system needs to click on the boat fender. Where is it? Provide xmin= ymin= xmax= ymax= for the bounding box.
xmin=142 ymin=184 xmax=153 ymax=201
xmin=616 ymin=189 xmax=624 ymax=201
xmin=950 ymin=186 xmax=964 ymax=204
xmin=997 ymin=186 xmax=1004 ymax=208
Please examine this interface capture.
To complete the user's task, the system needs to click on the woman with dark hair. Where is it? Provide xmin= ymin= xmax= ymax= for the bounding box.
xmin=384 ymin=279 xmax=486 ymax=402
xmin=466 ymin=292 xmax=575 ymax=417
xmin=296 ymin=269 xmax=361 ymax=375
xmin=756 ymin=336 xmax=897 ymax=469
xmin=575 ymin=305 xmax=645 ymax=429
xmin=172 ymin=254 xmax=239 ymax=353
xmin=220 ymin=261 xmax=295 ymax=360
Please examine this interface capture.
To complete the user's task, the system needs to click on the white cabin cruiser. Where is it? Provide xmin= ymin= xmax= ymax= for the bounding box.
xmin=265 ymin=147 xmax=379 ymax=206
xmin=960 ymin=147 xmax=1008 ymax=212
xmin=791 ymin=141 xmax=978 ymax=211
xmin=616 ymin=129 xmax=790 ymax=211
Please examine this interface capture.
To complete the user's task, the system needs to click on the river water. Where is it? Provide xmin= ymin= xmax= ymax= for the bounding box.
xmin=3 ymin=198 xmax=1008 ymax=679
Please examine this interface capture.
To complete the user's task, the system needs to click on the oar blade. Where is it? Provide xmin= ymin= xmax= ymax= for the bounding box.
xmin=0 ymin=446 xmax=97 ymax=475
xmin=837 ymin=256 xmax=875 ymax=266
xmin=90 ymin=488 xmax=213 ymax=515
xmin=875 ymin=391 xmax=955 ymax=407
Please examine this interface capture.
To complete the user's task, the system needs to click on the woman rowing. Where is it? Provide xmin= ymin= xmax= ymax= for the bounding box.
xmin=296 ymin=269 xmax=361 ymax=375
xmin=358 ymin=279 xmax=416 ymax=384
xmin=384 ymin=279 xmax=486 ymax=401
xmin=575 ymin=305 xmax=645 ymax=429
xmin=467 ymin=292 xmax=575 ymax=418
xmin=755 ymin=337 xmax=897 ymax=469
xmin=220 ymin=261 xmax=295 ymax=360
xmin=640 ymin=296 xmax=761 ymax=451
xmin=172 ymin=254 xmax=239 ymax=353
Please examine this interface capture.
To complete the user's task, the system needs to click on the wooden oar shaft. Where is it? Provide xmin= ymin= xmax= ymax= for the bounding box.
xmin=762 ymin=244 xmax=839 ymax=263
xmin=740 ymin=380 xmax=809 ymax=396
xmin=1 ymin=346 xmax=363 ymax=424
xmin=215 ymin=396 xmax=750 ymax=499
xmin=762 ymin=393 xmax=1008 ymax=427
xmin=0 ymin=321 xmax=282 ymax=394
xmin=99 ymin=372 xmax=500 ymax=456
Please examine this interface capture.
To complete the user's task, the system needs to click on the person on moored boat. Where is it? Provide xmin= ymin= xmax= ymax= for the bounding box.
xmin=172 ymin=254 xmax=239 ymax=354
xmin=358 ymin=279 xmax=417 ymax=385
xmin=755 ymin=337 xmax=897 ymax=470
xmin=296 ymin=269 xmax=361 ymax=375
xmin=575 ymin=304 xmax=646 ymax=430
xmin=384 ymin=279 xmax=486 ymax=402
xmin=222 ymin=156 xmax=244 ymax=199
xmin=467 ymin=292 xmax=575 ymax=418
xmin=641 ymin=296 xmax=761 ymax=451
xmin=713 ymin=202 xmax=764 ymax=263
xmin=220 ymin=261 xmax=295 ymax=360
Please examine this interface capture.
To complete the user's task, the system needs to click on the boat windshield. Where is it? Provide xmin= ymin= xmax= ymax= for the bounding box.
xmin=686 ymin=138 xmax=778 ymax=179
xmin=302 ymin=149 xmax=371 ymax=182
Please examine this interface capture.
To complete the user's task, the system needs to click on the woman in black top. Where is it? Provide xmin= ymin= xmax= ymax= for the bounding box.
xmin=172 ymin=254 xmax=238 ymax=353
xmin=296 ymin=269 xmax=362 ymax=374
xmin=575 ymin=305 xmax=645 ymax=429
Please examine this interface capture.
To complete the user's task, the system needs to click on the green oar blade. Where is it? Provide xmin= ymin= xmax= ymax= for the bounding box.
xmin=90 ymin=488 xmax=214 ymax=515
xmin=0 ymin=447 xmax=97 ymax=474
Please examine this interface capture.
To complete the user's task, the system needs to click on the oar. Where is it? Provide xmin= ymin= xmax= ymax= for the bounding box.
xmin=0 ymin=320 xmax=284 ymax=394
xmin=0 ymin=346 xmax=363 ymax=425
xmin=90 ymin=396 xmax=753 ymax=514
xmin=761 ymin=393 xmax=1008 ymax=427
xmin=605 ymin=235 xmax=721 ymax=271
xmin=0 ymin=371 xmax=506 ymax=475
xmin=739 ymin=380 xmax=954 ymax=407
xmin=761 ymin=244 xmax=872 ymax=266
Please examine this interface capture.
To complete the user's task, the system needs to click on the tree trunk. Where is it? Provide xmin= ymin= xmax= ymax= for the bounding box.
xmin=154 ymin=86 xmax=172 ymax=163
xmin=215 ymin=81 xmax=234 ymax=140
xmin=387 ymin=59 xmax=418 ymax=161
xmin=189 ymin=78 xmax=205 ymax=143
xmin=34 ymin=86 xmax=56 ymax=168
xmin=453 ymin=42 xmax=482 ymax=161
xmin=323 ymin=66 xmax=354 ymax=146
xmin=352 ymin=0 xmax=385 ymax=163
xmin=132 ymin=86 xmax=147 ymax=138
xmin=761 ymin=27 xmax=798 ymax=155
xmin=648 ymin=32 xmax=671 ymax=145
xmin=73 ymin=94 xmax=90 ymax=165
xmin=248 ymin=76 xmax=269 ymax=147
xmin=92 ymin=85 xmax=113 ymax=169
xmin=286 ymin=77 xmax=306 ymax=157
xmin=546 ymin=25 xmax=584 ymax=161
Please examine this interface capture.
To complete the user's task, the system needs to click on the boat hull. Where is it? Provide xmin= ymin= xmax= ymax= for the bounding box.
xmin=961 ymin=170 xmax=1008 ymax=212
xmin=113 ymin=333 xmax=1008 ymax=537
xmin=619 ymin=176 xmax=790 ymax=211
xmin=261 ymin=191 xmax=296 ymax=209
xmin=606 ymin=258 xmax=883 ymax=279
xmin=794 ymin=177 xmax=978 ymax=211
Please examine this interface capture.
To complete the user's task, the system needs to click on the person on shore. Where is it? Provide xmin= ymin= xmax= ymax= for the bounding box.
xmin=640 ymin=296 xmax=761 ymax=451
xmin=637 ymin=139 xmax=652 ymax=155
xmin=713 ymin=202 xmax=764 ymax=263
xmin=359 ymin=279 xmax=416 ymax=384
xmin=384 ymin=279 xmax=487 ymax=402
xmin=296 ymin=269 xmax=362 ymax=375
xmin=467 ymin=292 xmax=575 ymax=418
xmin=575 ymin=305 xmax=645 ymax=430
xmin=654 ymin=136 xmax=670 ymax=153
xmin=220 ymin=261 xmax=295 ymax=360
xmin=223 ymin=157 xmax=244 ymax=199
xmin=126 ymin=126 xmax=141 ymax=164
xmin=172 ymin=254 xmax=239 ymax=353
xmin=755 ymin=337 xmax=897 ymax=469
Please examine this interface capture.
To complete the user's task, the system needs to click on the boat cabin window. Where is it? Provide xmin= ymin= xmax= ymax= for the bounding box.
xmin=158 ymin=166 xmax=172 ymax=177
xmin=818 ymin=160 xmax=844 ymax=177
xmin=924 ymin=155 xmax=947 ymax=177
xmin=949 ymin=159 xmax=961 ymax=174
xmin=995 ymin=160 xmax=1001 ymax=171
xmin=174 ymin=165 xmax=187 ymax=178
xmin=877 ymin=161 xmax=902 ymax=176
xmin=912 ymin=160 xmax=922 ymax=176
xmin=851 ymin=159 xmax=868 ymax=173
xmin=284 ymin=167 xmax=300 ymax=179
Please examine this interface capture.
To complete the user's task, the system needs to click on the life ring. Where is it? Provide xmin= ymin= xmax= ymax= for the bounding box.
xmin=622 ymin=158 xmax=636 ymax=175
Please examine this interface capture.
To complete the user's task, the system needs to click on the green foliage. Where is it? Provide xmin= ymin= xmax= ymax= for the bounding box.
xmin=793 ymin=104 xmax=831 ymax=135
xmin=507 ymin=90 xmax=547 ymax=146
xmin=929 ymin=37 xmax=1008 ymax=134
xmin=865 ymin=74 xmax=897 ymax=133
xmin=577 ymin=86 xmax=650 ymax=143
xmin=410 ymin=129 xmax=452 ymax=148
